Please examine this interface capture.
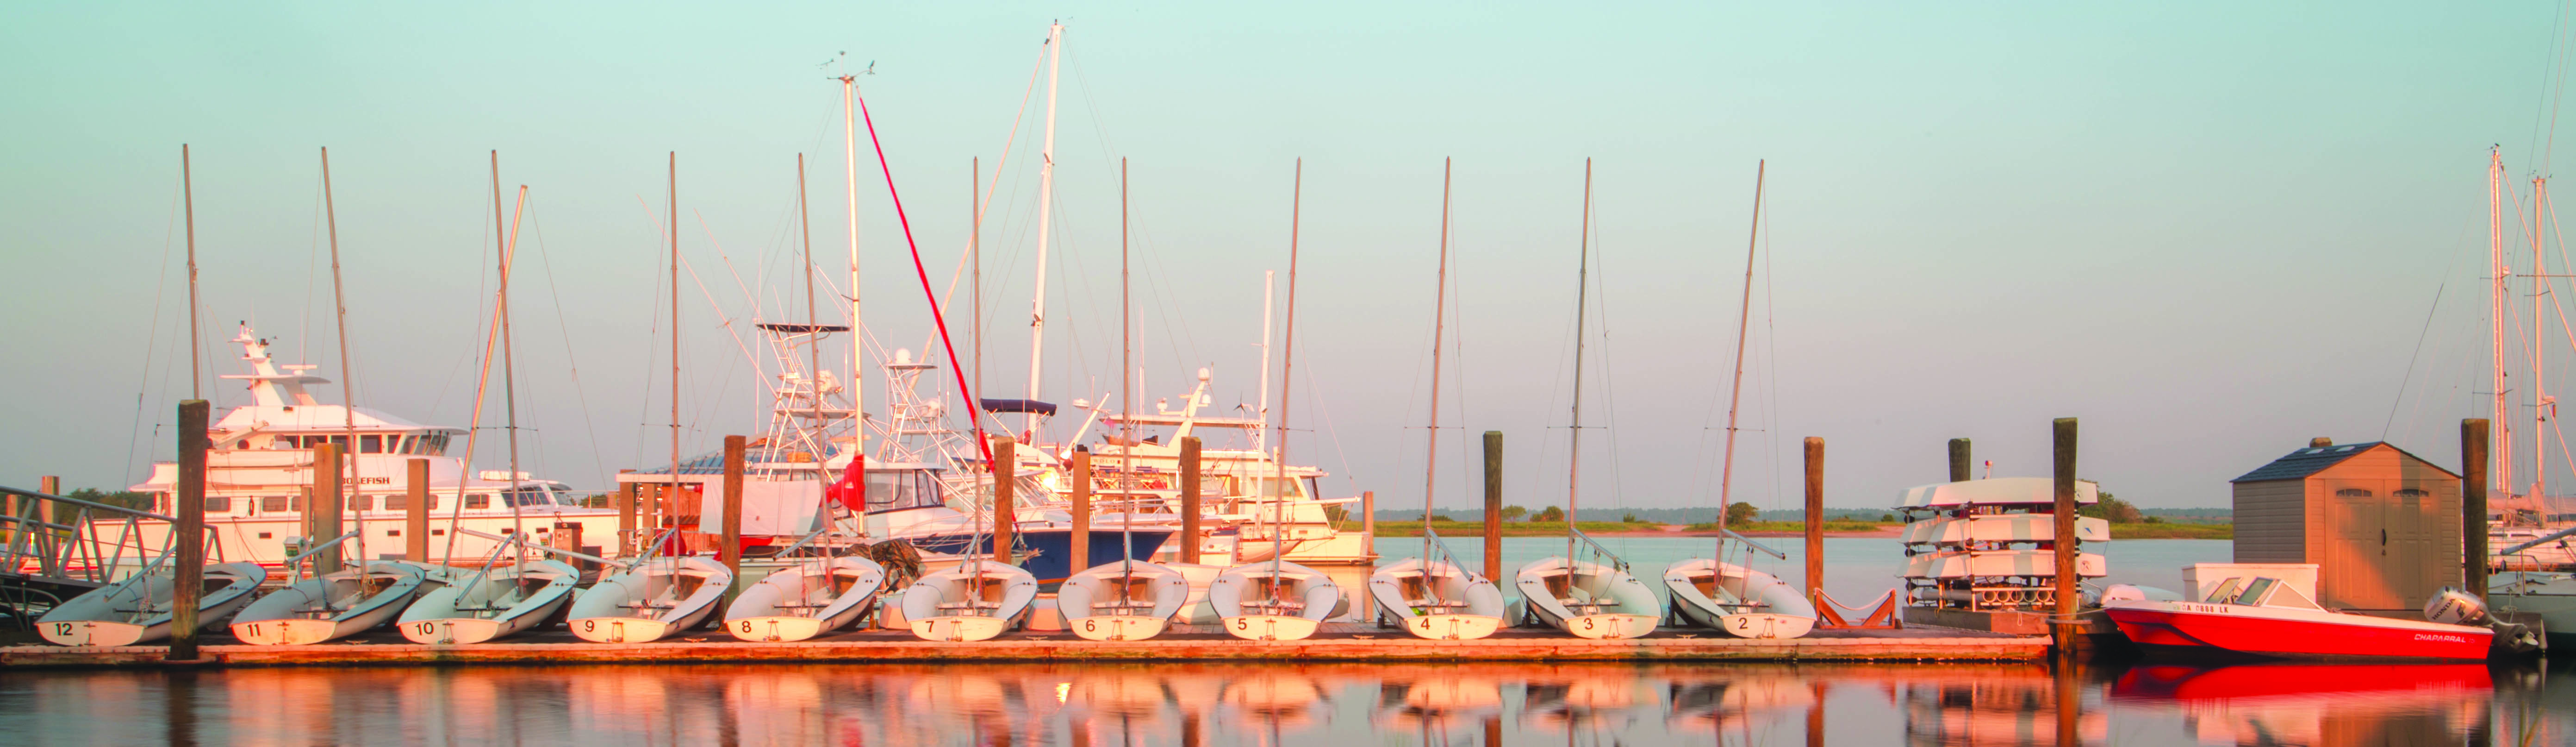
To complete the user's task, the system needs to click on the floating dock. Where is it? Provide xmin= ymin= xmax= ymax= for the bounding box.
xmin=0 ymin=624 xmax=2043 ymax=668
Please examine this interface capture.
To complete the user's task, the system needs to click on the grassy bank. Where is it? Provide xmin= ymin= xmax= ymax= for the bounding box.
xmin=1371 ymin=521 xmax=1664 ymax=537
xmin=2106 ymin=522 xmax=2233 ymax=540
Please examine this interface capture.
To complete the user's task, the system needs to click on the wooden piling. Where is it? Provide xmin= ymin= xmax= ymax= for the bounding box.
xmin=406 ymin=458 xmax=430 ymax=561
xmin=1948 ymin=438 xmax=1972 ymax=482
xmin=720 ymin=435 xmax=745 ymax=583
xmin=1069 ymin=449 xmax=1092 ymax=573
xmin=1483 ymin=431 xmax=1502 ymax=582
xmin=168 ymin=400 xmax=209 ymax=663
xmin=993 ymin=436 xmax=1016 ymax=565
xmin=1179 ymin=437 xmax=1202 ymax=564
xmin=2051 ymin=417 xmax=2078 ymax=653
xmin=1361 ymin=490 xmax=1375 ymax=539
xmin=2464 ymin=419 xmax=2490 ymax=602
xmin=616 ymin=470 xmax=637 ymax=557
xmin=37 ymin=476 xmax=57 ymax=528
xmin=1804 ymin=437 xmax=1824 ymax=603
xmin=1805 ymin=681 xmax=1825 ymax=747
xmin=313 ymin=443 xmax=344 ymax=573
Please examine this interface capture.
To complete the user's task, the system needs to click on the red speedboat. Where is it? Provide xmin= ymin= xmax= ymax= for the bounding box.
xmin=2104 ymin=576 xmax=2493 ymax=661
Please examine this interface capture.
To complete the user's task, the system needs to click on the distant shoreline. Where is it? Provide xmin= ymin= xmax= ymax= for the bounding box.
xmin=1367 ymin=520 xmax=2232 ymax=540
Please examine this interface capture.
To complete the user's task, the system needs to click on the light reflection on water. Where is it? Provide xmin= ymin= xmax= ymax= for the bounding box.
xmin=2 ymin=659 xmax=2564 ymax=746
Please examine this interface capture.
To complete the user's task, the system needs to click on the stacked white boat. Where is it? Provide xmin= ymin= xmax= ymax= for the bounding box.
xmin=1897 ymin=477 xmax=2107 ymax=610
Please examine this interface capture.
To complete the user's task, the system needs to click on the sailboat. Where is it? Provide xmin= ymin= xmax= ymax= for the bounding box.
xmin=1515 ymin=160 xmax=1660 ymax=640
xmin=1214 ymin=160 xmax=1344 ymax=641
xmin=2479 ymin=148 xmax=2576 ymax=647
xmin=1660 ymin=160 xmax=1817 ymax=640
xmin=229 ymin=530 xmax=441 ymax=646
xmin=37 ymin=559 xmax=266 ymax=647
xmin=725 ymin=551 xmax=888 ymax=641
xmin=1056 ymin=158 xmax=1192 ymax=642
xmin=567 ymin=534 xmax=734 ymax=643
xmin=398 ymin=550 xmax=579 ymax=644
xmin=1368 ymin=158 xmax=1505 ymax=640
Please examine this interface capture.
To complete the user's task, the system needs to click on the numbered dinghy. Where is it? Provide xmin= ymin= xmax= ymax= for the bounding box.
xmin=900 ymin=559 xmax=1037 ymax=641
xmin=1368 ymin=557 xmax=1506 ymax=640
xmin=398 ymin=559 xmax=579 ymax=644
xmin=1058 ymin=560 xmax=1190 ymax=640
xmin=1515 ymin=556 xmax=1659 ymax=640
xmin=39 ymin=562 xmax=268 ymax=646
xmin=1211 ymin=559 xmax=1344 ymax=641
xmin=568 ymin=555 xmax=733 ymax=643
xmin=230 ymin=561 xmax=440 ymax=645
xmin=1661 ymin=559 xmax=1815 ymax=639
xmin=724 ymin=555 xmax=887 ymax=642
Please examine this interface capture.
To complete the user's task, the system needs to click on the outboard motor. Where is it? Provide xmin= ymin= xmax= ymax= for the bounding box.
xmin=2423 ymin=587 xmax=2490 ymax=625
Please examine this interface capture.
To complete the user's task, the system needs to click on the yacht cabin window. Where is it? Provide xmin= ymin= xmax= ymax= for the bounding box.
xmin=361 ymin=435 xmax=383 ymax=453
xmin=465 ymin=494 xmax=490 ymax=509
xmin=202 ymin=495 xmax=231 ymax=513
xmin=261 ymin=496 xmax=291 ymax=513
xmin=868 ymin=470 xmax=944 ymax=513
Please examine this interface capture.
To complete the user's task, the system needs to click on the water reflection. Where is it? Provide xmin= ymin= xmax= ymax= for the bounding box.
xmin=0 ymin=659 xmax=2564 ymax=745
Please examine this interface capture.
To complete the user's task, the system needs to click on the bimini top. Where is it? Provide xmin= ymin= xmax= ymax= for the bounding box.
xmin=2228 ymin=441 xmax=2461 ymax=483
xmin=1897 ymin=477 xmax=2100 ymax=509
xmin=978 ymin=398 xmax=1058 ymax=416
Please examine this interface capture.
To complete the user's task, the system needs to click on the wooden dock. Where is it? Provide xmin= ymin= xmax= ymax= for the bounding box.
xmin=0 ymin=624 xmax=2044 ymax=668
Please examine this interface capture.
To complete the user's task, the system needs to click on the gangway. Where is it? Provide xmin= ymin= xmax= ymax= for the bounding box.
xmin=0 ymin=485 xmax=216 ymax=627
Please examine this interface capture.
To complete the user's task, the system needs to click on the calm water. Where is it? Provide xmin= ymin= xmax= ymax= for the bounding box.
xmin=4 ymin=660 xmax=2565 ymax=745
xmin=8 ymin=538 xmax=2564 ymax=745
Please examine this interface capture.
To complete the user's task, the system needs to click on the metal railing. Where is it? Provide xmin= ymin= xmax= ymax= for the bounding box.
xmin=0 ymin=485 xmax=216 ymax=588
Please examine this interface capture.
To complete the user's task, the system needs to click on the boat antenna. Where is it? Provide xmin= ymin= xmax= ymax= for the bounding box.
xmin=1422 ymin=157 xmax=1453 ymax=583
xmin=183 ymin=144 xmax=201 ymax=401
xmin=1715 ymin=160 xmax=1764 ymax=562
xmin=1272 ymin=158 xmax=1303 ymax=586
xmin=1566 ymin=158 xmax=1592 ymax=565
xmin=323 ymin=146 xmax=366 ymax=578
xmin=1024 ymin=21 xmax=1064 ymax=443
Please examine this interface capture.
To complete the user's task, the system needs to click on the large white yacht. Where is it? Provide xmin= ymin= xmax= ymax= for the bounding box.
xmin=109 ymin=326 xmax=621 ymax=570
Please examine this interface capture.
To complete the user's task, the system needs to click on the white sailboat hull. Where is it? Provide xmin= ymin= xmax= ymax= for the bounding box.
xmin=1210 ymin=559 xmax=1342 ymax=641
xmin=230 ymin=561 xmax=438 ymax=645
xmin=1368 ymin=558 xmax=1506 ymax=640
xmin=568 ymin=556 xmax=732 ymax=643
xmin=1515 ymin=557 xmax=1659 ymax=640
xmin=1058 ymin=561 xmax=1190 ymax=641
xmin=1661 ymin=558 xmax=1816 ymax=639
xmin=899 ymin=559 xmax=1037 ymax=642
xmin=723 ymin=556 xmax=887 ymax=642
xmin=397 ymin=559 xmax=578 ymax=644
xmin=38 ymin=562 xmax=268 ymax=647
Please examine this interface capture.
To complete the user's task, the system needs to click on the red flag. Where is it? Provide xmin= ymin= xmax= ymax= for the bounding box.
xmin=826 ymin=455 xmax=867 ymax=513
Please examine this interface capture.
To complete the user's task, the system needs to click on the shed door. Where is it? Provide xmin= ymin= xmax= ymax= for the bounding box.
xmin=2321 ymin=480 xmax=2399 ymax=610
xmin=2389 ymin=488 xmax=2434 ymax=608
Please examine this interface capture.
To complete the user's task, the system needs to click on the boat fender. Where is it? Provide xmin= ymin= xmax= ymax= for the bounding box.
xmin=2424 ymin=587 xmax=2490 ymax=626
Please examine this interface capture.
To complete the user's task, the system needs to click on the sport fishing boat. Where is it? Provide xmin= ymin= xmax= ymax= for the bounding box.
xmin=106 ymin=326 xmax=622 ymax=570
xmin=2103 ymin=570 xmax=2496 ymax=660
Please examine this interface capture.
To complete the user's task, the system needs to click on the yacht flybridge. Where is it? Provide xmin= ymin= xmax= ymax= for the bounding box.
xmin=108 ymin=326 xmax=621 ymax=569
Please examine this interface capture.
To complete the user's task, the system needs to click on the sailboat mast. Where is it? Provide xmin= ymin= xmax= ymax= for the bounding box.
xmin=2534 ymin=176 xmax=2550 ymax=504
xmin=800 ymin=155 xmax=826 ymax=484
xmin=498 ymin=178 xmax=529 ymax=544
xmin=1273 ymin=159 xmax=1304 ymax=573
xmin=1566 ymin=159 xmax=1592 ymax=562
xmin=182 ymin=144 xmax=200 ymax=401
xmin=1120 ymin=157 xmax=1134 ymax=572
xmin=2494 ymin=149 xmax=2513 ymax=500
xmin=1258 ymin=271 xmax=1274 ymax=451
xmin=1025 ymin=22 xmax=1064 ymax=442
xmin=670 ymin=153 xmax=682 ymax=529
xmin=324 ymin=146 xmax=361 ymax=569
xmin=840 ymin=77 xmax=866 ymax=479
xmin=1423 ymin=158 xmax=1453 ymax=565
xmin=1717 ymin=161 xmax=1766 ymax=547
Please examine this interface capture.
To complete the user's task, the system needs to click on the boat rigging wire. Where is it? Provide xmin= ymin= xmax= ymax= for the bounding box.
xmin=853 ymin=91 xmax=996 ymax=467
xmin=124 ymin=157 xmax=186 ymax=483
xmin=524 ymin=204 xmax=611 ymax=483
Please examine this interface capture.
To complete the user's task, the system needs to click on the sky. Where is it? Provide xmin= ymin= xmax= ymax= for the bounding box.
xmin=4 ymin=2 xmax=2573 ymax=515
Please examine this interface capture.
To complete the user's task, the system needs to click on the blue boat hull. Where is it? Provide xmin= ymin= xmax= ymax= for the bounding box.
xmin=905 ymin=528 xmax=1172 ymax=581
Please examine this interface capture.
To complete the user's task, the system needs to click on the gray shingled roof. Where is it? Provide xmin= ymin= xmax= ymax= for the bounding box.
xmin=2230 ymin=442 xmax=2461 ymax=483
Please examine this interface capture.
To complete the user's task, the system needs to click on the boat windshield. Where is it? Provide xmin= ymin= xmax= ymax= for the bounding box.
xmin=2232 ymin=578 xmax=2277 ymax=606
xmin=2203 ymin=577 xmax=2244 ymax=603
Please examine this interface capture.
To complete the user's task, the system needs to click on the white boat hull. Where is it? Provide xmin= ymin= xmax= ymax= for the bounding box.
xmin=1368 ymin=558 xmax=1506 ymax=640
xmin=1399 ymin=613 xmax=1504 ymax=640
xmin=38 ymin=562 xmax=268 ymax=647
xmin=1515 ymin=557 xmax=1660 ymax=639
xmin=567 ymin=556 xmax=732 ymax=643
xmin=910 ymin=615 xmax=1011 ymax=642
xmin=1220 ymin=614 xmax=1320 ymax=641
xmin=722 ymin=556 xmax=886 ymax=642
xmin=397 ymin=560 xmax=578 ymax=644
xmin=1067 ymin=615 xmax=1168 ymax=641
xmin=1058 ymin=560 xmax=1191 ymax=641
xmin=230 ymin=561 xmax=437 ymax=645
xmin=899 ymin=559 xmax=1037 ymax=641
xmin=1661 ymin=559 xmax=1816 ymax=639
